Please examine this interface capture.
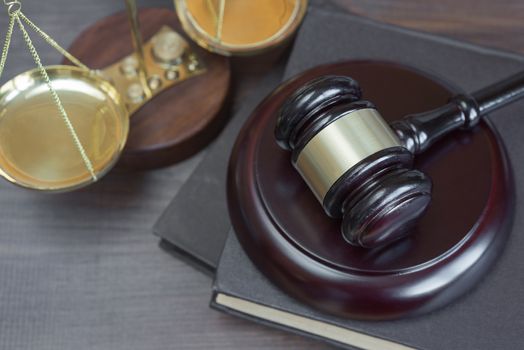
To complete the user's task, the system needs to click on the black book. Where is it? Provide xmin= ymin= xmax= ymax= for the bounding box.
xmin=153 ymin=66 xmax=286 ymax=274
xmin=156 ymin=7 xmax=524 ymax=349
xmin=209 ymin=9 xmax=524 ymax=350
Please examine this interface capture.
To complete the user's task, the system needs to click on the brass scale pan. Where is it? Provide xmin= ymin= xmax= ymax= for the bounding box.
xmin=0 ymin=0 xmax=130 ymax=192
xmin=0 ymin=66 xmax=128 ymax=192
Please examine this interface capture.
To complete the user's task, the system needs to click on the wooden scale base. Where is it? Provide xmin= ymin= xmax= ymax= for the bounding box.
xmin=66 ymin=8 xmax=230 ymax=169
xmin=227 ymin=61 xmax=514 ymax=320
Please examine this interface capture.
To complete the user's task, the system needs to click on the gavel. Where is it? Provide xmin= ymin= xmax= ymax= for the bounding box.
xmin=275 ymin=72 xmax=524 ymax=248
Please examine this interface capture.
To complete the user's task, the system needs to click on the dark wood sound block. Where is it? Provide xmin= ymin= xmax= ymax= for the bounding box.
xmin=227 ymin=61 xmax=514 ymax=320
xmin=66 ymin=8 xmax=230 ymax=169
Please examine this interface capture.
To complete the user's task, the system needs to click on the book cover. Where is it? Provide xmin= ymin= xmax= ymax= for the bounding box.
xmin=153 ymin=66 xmax=286 ymax=273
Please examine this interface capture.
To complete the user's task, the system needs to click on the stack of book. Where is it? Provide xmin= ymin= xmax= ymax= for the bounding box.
xmin=154 ymin=6 xmax=524 ymax=350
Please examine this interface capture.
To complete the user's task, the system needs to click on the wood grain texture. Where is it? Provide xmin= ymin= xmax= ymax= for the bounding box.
xmin=0 ymin=0 xmax=521 ymax=349
xmin=333 ymin=0 xmax=524 ymax=54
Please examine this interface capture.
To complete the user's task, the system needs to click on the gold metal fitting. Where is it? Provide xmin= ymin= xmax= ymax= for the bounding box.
xmin=101 ymin=25 xmax=206 ymax=114
xmin=3 ymin=0 xmax=21 ymax=16
xmin=295 ymin=108 xmax=402 ymax=202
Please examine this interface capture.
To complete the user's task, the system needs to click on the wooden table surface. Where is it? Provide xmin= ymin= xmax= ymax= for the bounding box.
xmin=0 ymin=1 xmax=521 ymax=349
xmin=335 ymin=0 xmax=524 ymax=55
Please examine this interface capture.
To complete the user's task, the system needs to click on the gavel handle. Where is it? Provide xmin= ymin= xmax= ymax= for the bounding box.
xmin=474 ymin=70 xmax=524 ymax=115
xmin=392 ymin=71 xmax=524 ymax=154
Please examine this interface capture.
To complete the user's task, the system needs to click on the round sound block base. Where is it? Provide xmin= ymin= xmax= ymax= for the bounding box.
xmin=227 ymin=61 xmax=514 ymax=320
xmin=66 ymin=8 xmax=230 ymax=169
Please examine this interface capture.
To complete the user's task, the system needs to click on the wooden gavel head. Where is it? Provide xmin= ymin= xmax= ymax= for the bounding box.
xmin=275 ymin=68 xmax=524 ymax=248
xmin=275 ymin=76 xmax=432 ymax=248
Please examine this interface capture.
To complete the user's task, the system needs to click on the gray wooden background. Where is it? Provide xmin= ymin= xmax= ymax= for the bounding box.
xmin=0 ymin=1 xmax=521 ymax=349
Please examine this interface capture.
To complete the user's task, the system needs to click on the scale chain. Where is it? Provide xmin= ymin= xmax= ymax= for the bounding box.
xmin=0 ymin=9 xmax=14 ymax=78
xmin=18 ymin=13 xmax=89 ymax=71
xmin=1 ymin=0 xmax=98 ymax=181
xmin=3 ymin=0 xmax=20 ymax=16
